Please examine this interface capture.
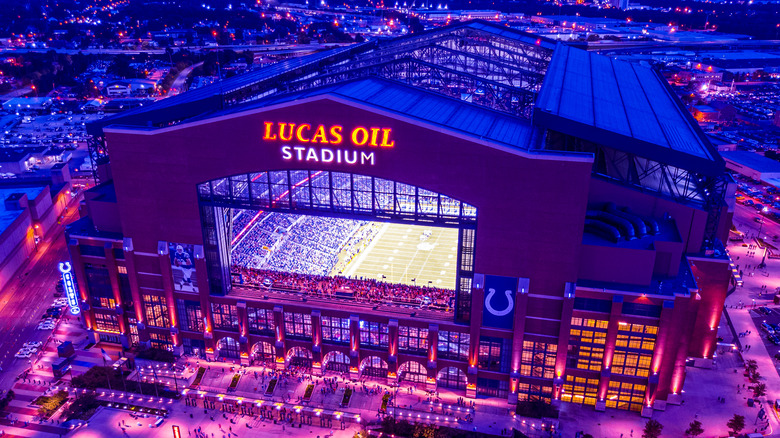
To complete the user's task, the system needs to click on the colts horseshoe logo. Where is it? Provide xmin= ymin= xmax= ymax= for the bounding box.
xmin=485 ymin=288 xmax=514 ymax=316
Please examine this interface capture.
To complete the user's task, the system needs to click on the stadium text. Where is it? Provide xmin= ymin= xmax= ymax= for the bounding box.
xmin=263 ymin=122 xmax=395 ymax=148
xmin=58 ymin=261 xmax=81 ymax=315
xmin=281 ymin=146 xmax=375 ymax=165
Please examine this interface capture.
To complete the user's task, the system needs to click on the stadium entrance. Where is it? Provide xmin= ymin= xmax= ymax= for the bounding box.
xmin=198 ymin=170 xmax=477 ymax=323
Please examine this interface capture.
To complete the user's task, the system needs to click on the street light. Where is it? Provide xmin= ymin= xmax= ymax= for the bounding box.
xmin=758 ymin=207 xmax=769 ymax=239
xmin=758 ymin=207 xmax=769 ymax=268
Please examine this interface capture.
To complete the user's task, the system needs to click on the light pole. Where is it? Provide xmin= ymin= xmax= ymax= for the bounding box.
xmin=758 ymin=207 xmax=768 ymax=239
xmin=759 ymin=207 xmax=769 ymax=268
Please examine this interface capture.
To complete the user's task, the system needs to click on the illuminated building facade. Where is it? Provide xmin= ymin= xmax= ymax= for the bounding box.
xmin=69 ymin=21 xmax=732 ymax=416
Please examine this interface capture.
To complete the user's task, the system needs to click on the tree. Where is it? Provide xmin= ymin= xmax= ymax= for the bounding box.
xmin=753 ymin=382 xmax=767 ymax=398
xmin=642 ymin=419 xmax=663 ymax=438
xmin=412 ymin=423 xmax=436 ymax=438
xmin=685 ymin=420 xmax=704 ymax=437
xmin=727 ymin=414 xmax=746 ymax=435
xmin=750 ymin=371 xmax=762 ymax=383
xmin=746 ymin=359 xmax=759 ymax=374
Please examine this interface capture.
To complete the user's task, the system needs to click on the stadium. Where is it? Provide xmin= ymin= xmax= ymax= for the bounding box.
xmin=69 ymin=20 xmax=733 ymax=416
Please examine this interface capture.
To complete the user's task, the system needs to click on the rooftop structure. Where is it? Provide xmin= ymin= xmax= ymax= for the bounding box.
xmin=722 ymin=151 xmax=780 ymax=182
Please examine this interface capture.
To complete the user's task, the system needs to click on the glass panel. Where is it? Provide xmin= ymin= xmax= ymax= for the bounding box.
xmin=212 ymin=178 xmax=229 ymax=198
xmin=290 ymin=170 xmax=311 ymax=208
xmin=396 ymin=183 xmax=415 ymax=214
xmin=311 ymin=171 xmax=331 ymax=208
xmin=440 ymin=196 xmax=460 ymax=218
xmin=462 ymin=203 xmax=477 ymax=218
xmin=250 ymin=172 xmax=269 ymax=206
xmin=270 ymin=171 xmax=290 ymax=208
xmin=418 ymin=188 xmax=437 ymax=215
xmin=230 ymin=174 xmax=249 ymax=200
xmin=374 ymin=178 xmax=394 ymax=212
xmin=353 ymin=175 xmax=372 ymax=213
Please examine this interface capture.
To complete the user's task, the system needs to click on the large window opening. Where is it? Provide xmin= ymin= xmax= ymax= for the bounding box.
xmin=199 ymin=170 xmax=477 ymax=323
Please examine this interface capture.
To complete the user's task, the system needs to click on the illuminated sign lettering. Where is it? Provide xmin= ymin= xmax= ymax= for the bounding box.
xmin=58 ymin=262 xmax=81 ymax=315
xmin=263 ymin=122 xmax=394 ymax=166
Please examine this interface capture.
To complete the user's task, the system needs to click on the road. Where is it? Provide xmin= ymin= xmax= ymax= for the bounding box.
xmin=0 ymin=197 xmax=81 ymax=390
xmin=0 ymin=43 xmax=350 ymax=56
xmin=168 ymin=62 xmax=203 ymax=96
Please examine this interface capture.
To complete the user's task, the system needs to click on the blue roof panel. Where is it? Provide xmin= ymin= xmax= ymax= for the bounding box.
xmin=590 ymin=55 xmax=630 ymax=136
xmin=136 ymin=77 xmax=542 ymax=154
xmin=535 ymin=44 xmax=720 ymax=174
xmin=558 ymin=47 xmax=593 ymax=126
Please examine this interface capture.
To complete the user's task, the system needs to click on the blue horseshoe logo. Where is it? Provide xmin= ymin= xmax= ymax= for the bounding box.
xmin=485 ymin=288 xmax=513 ymax=316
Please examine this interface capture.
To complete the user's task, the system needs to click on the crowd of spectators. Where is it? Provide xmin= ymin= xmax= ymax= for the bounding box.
xmin=231 ymin=266 xmax=454 ymax=309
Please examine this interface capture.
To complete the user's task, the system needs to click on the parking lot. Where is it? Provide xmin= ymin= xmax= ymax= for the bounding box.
xmin=749 ymin=305 xmax=780 ymax=368
xmin=3 ymin=113 xmax=101 ymax=148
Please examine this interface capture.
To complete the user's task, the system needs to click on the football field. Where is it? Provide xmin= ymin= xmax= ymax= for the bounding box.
xmin=343 ymin=223 xmax=458 ymax=290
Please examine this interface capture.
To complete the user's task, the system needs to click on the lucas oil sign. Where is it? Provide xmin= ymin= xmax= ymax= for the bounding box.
xmin=58 ymin=262 xmax=81 ymax=315
xmin=263 ymin=122 xmax=395 ymax=166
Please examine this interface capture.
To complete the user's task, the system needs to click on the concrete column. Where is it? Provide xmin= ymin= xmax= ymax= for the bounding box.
xmin=687 ymin=257 xmax=730 ymax=360
xmin=388 ymin=319 xmax=399 ymax=382
xmin=596 ymin=295 xmax=623 ymax=411
xmin=237 ymin=301 xmax=249 ymax=365
xmin=157 ymin=242 xmax=180 ymax=352
xmin=191 ymin=246 xmax=215 ymax=356
xmin=120 ymin=238 xmax=145 ymax=344
xmin=509 ymin=278 xmax=530 ymax=405
xmin=273 ymin=305 xmax=285 ymax=370
xmin=667 ymin=292 xmax=699 ymax=406
xmin=102 ymin=242 xmax=128 ymax=342
xmin=427 ymin=324 xmax=438 ymax=391
xmin=646 ymin=300 xmax=675 ymax=411
xmin=311 ymin=310 xmax=323 ymax=376
xmin=349 ymin=315 xmax=360 ymax=380
xmin=467 ymin=274 xmax=486 ymax=399
xmin=553 ymin=283 xmax=576 ymax=402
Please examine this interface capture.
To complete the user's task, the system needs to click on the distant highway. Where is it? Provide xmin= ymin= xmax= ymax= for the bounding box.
xmin=0 ymin=43 xmax=352 ymax=56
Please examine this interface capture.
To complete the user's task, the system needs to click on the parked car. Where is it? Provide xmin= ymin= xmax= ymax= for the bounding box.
xmin=761 ymin=322 xmax=774 ymax=334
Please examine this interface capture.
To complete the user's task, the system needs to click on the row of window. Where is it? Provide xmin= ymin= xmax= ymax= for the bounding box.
xmin=561 ymin=375 xmax=599 ymax=406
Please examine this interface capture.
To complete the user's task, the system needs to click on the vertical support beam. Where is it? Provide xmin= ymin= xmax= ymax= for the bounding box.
xmin=667 ymin=292 xmax=699 ymax=406
xmin=350 ymin=315 xmax=360 ymax=380
xmin=312 ymin=310 xmax=323 ymax=376
xmin=509 ymin=278 xmax=530 ymax=405
xmin=273 ymin=305 xmax=285 ymax=370
xmin=103 ymin=242 xmax=127 ymax=338
xmin=388 ymin=319 xmax=399 ymax=382
xmin=427 ymin=324 xmax=438 ymax=391
xmin=158 ymin=242 xmax=180 ymax=352
xmin=645 ymin=300 xmax=675 ymax=411
xmin=193 ymin=246 xmax=215 ymax=357
xmin=553 ymin=283 xmax=576 ymax=402
xmin=121 ymin=238 xmax=145 ymax=347
xmin=236 ymin=301 xmax=249 ymax=365
xmin=467 ymin=274 xmax=486 ymax=399
xmin=596 ymin=295 xmax=623 ymax=411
